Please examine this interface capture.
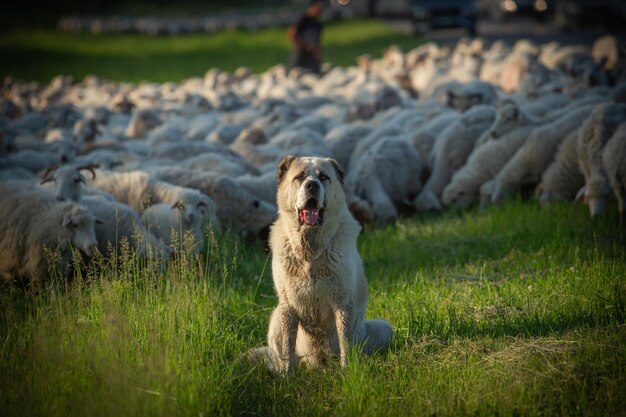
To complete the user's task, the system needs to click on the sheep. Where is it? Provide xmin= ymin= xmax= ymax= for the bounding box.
xmin=85 ymin=170 xmax=218 ymax=224
xmin=445 ymin=80 xmax=498 ymax=113
xmin=601 ymin=122 xmax=626 ymax=219
xmin=180 ymin=151 xmax=260 ymax=177
xmin=535 ymin=129 xmax=583 ymax=206
xmin=39 ymin=164 xmax=97 ymax=202
xmin=80 ymin=197 xmax=169 ymax=259
xmin=140 ymin=203 xmax=208 ymax=255
xmin=148 ymin=167 xmax=277 ymax=235
xmin=442 ymin=123 xmax=535 ymax=210
xmin=483 ymin=99 xmax=542 ymax=141
xmin=124 ymin=109 xmax=162 ymax=138
xmin=414 ymin=105 xmax=495 ymax=211
xmin=235 ymin=171 xmax=278 ymax=206
xmin=0 ymin=187 xmax=98 ymax=286
xmin=488 ymin=103 xmax=600 ymax=205
xmin=323 ymin=124 xmax=373 ymax=170
xmin=147 ymin=141 xmax=227 ymax=161
xmin=577 ymin=102 xmax=626 ymax=216
xmin=345 ymin=134 xmax=421 ymax=223
xmin=409 ymin=111 xmax=460 ymax=176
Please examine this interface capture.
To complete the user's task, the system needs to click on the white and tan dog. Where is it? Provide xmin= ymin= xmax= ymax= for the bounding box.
xmin=253 ymin=155 xmax=392 ymax=373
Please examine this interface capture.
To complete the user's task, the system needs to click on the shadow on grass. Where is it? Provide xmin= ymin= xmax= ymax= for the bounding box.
xmin=405 ymin=284 xmax=626 ymax=342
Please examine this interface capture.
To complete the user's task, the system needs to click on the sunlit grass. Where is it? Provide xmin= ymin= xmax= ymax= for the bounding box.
xmin=1 ymin=200 xmax=625 ymax=417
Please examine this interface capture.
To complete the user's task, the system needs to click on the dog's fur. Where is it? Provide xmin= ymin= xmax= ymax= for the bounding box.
xmin=251 ymin=155 xmax=392 ymax=373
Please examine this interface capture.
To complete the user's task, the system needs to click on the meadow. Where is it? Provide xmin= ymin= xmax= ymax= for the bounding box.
xmin=0 ymin=20 xmax=420 ymax=83
xmin=1 ymin=200 xmax=625 ymax=417
xmin=1 ymin=18 xmax=625 ymax=417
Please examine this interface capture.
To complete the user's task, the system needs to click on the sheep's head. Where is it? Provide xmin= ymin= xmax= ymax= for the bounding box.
xmin=442 ymin=179 xmax=475 ymax=211
xmin=60 ymin=203 xmax=99 ymax=257
xmin=479 ymin=180 xmax=498 ymax=208
xmin=73 ymin=117 xmax=101 ymax=144
xmin=172 ymin=191 xmax=218 ymax=228
xmin=210 ymin=176 xmax=276 ymax=234
xmin=448 ymin=91 xmax=484 ymax=113
xmin=584 ymin=178 xmax=612 ymax=217
xmin=489 ymin=102 xmax=520 ymax=139
xmin=40 ymin=164 xmax=97 ymax=202
xmin=125 ymin=109 xmax=161 ymax=138
xmin=414 ymin=189 xmax=443 ymax=212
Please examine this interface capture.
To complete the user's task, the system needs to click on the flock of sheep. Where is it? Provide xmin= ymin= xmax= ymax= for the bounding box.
xmin=1 ymin=33 xmax=626 ymax=287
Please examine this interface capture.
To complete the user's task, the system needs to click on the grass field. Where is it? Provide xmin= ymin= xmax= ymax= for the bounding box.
xmin=1 ymin=18 xmax=626 ymax=417
xmin=0 ymin=20 xmax=421 ymax=83
xmin=1 ymin=200 xmax=625 ymax=417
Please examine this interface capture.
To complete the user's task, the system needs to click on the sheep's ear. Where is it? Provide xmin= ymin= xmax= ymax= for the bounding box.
xmin=40 ymin=165 xmax=58 ymax=184
xmin=276 ymin=155 xmax=296 ymax=182
xmin=574 ymin=186 xmax=586 ymax=203
xmin=62 ymin=213 xmax=73 ymax=227
xmin=328 ymin=158 xmax=344 ymax=185
xmin=446 ymin=91 xmax=456 ymax=106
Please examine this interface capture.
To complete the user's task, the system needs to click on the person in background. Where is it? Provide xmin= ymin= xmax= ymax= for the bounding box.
xmin=288 ymin=0 xmax=324 ymax=74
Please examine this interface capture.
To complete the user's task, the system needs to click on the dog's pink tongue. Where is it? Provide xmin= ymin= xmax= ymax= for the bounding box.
xmin=300 ymin=209 xmax=319 ymax=225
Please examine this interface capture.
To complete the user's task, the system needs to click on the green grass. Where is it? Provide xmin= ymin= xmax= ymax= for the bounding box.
xmin=0 ymin=20 xmax=421 ymax=83
xmin=1 ymin=200 xmax=625 ymax=417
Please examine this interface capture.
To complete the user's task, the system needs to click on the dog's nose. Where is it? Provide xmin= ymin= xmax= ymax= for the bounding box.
xmin=306 ymin=180 xmax=320 ymax=191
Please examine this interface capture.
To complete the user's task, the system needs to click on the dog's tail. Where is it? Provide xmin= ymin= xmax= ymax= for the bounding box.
xmin=244 ymin=346 xmax=276 ymax=372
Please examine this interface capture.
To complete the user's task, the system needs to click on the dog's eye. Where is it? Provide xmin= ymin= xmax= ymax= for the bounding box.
xmin=294 ymin=172 xmax=305 ymax=181
xmin=319 ymin=173 xmax=329 ymax=181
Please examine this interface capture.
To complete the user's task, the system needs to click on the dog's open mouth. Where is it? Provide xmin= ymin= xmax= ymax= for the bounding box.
xmin=298 ymin=198 xmax=324 ymax=227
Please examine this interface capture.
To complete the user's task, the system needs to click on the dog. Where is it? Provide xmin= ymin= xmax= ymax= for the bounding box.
xmin=250 ymin=155 xmax=392 ymax=374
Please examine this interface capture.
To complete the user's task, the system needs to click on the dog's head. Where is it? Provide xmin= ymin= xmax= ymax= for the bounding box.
xmin=275 ymin=155 xmax=345 ymax=229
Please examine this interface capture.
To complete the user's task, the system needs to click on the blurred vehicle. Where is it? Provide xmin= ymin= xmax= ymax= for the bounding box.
xmin=476 ymin=0 xmax=552 ymax=22
xmin=412 ymin=0 xmax=477 ymax=36
xmin=554 ymin=0 xmax=626 ymax=31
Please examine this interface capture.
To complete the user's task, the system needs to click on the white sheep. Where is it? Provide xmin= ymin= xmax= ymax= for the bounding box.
xmin=141 ymin=203 xmax=208 ymax=255
xmin=85 ymin=170 xmax=218 ymax=225
xmin=535 ymin=129 xmax=583 ymax=206
xmin=124 ymin=109 xmax=162 ymax=139
xmin=0 ymin=186 xmax=98 ymax=287
xmin=147 ymin=141 xmax=227 ymax=161
xmin=80 ymin=196 xmax=169 ymax=259
xmin=414 ymin=105 xmax=495 ymax=211
xmin=409 ymin=111 xmax=460 ymax=175
xmin=488 ymin=103 xmax=600 ymax=204
xmin=323 ymin=124 xmax=373 ymax=170
xmin=445 ymin=80 xmax=498 ymax=113
xmin=601 ymin=122 xmax=626 ymax=219
xmin=345 ymin=134 xmax=421 ymax=223
xmin=180 ymin=151 xmax=260 ymax=177
xmin=39 ymin=164 xmax=97 ymax=202
xmin=577 ymin=102 xmax=626 ymax=216
xmin=149 ymin=167 xmax=277 ymax=235
xmin=442 ymin=123 xmax=535 ymax=210
xmin=235 ymin=171 xmax=278 ymax=205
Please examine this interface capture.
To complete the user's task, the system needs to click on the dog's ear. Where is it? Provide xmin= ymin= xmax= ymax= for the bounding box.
xmin=328 ymin=158 xmax=344 ymax=185
xmin=276 ymin=155 xmax=296 ymax=182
